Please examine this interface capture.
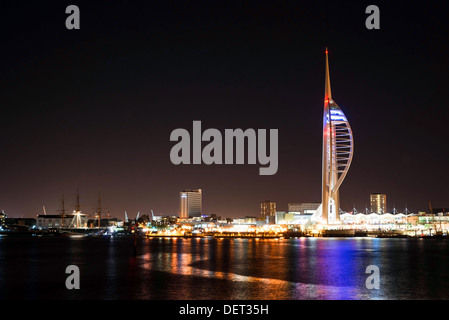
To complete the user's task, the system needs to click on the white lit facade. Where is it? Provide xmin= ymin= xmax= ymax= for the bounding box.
xmin=36 ymin=213 xmax=88 ymax=229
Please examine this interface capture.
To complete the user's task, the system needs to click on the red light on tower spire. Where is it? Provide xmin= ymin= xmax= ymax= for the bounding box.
xmin=325 ymin=47 xmax=332 ymax=101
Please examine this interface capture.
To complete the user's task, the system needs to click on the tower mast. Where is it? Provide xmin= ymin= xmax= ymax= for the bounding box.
xmin=322 ymin=47 xmax=334 ymax=224
xmin=321 ymin=48 xmax=330 ymax=224
xmin=325 ymin=47 xmax=332 ymax=101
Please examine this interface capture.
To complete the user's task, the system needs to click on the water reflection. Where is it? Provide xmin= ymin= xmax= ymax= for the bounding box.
xmin=138 ymin=238 xmax=382 ymax=299
xmin=0 ymin=236 xmax=448 ymax=299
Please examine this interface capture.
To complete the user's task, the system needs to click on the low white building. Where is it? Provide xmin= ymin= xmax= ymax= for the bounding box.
xmin=36 ymin=212 xmax=89 ymax=229
xmin=276 ymin=211 xmax=313 ymax=225
xmin=340 ymin=213 xmax=408 ymax=225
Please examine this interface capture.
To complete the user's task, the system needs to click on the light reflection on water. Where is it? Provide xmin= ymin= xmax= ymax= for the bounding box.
xmin=0 ymin=236 xmax=448 ymax=299
xmin=138 ymin=238 xmax=371 ymax=300
xmin=136 ymin=237 xmax=449 ymax=300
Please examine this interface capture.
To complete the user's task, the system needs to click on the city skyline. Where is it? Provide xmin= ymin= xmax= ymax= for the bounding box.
xmin=0 ymin=186 xmax=433 ymax=219
xmin=1 ymin=2 xmax=448 ymax=219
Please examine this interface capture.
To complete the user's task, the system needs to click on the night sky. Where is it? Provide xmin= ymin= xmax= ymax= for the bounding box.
xmin=1 ymin=1 xmax=448 ymax=219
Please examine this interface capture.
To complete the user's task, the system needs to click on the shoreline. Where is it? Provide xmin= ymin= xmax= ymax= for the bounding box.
xmin=1 ymin=229 xmax=447 ymax=240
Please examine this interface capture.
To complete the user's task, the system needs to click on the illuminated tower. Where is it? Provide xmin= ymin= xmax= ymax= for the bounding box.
xmin=311 ymin=48 xmax=354 ymax=225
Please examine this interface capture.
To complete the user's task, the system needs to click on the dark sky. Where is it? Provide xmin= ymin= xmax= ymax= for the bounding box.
xmin=1 ymin=1 xmax=448 ymax=218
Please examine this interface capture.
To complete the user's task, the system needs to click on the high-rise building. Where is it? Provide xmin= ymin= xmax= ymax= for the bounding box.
xmin=260 ymin=201 xmax=276 ymax=220
xmin=311 ymin=48 xmax=354 ymax=225
xmin=370 ymin=193 xmax=387 ymax=214
xmin=180 ymin=189 xmax=202 ymax=218
xmin=0 ymin=210 xmax=6 ymax=228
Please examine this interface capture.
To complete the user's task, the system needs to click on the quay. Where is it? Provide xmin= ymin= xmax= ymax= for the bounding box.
xmin=145 ymin=230 xmax=449 ymax=239
xmin=2 ymin=227 xmax=447 ymax=240
xmin=146 ymin=232 xmax=289 ymax=239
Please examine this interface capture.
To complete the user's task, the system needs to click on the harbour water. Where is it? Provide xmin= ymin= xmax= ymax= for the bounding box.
xmin=0 ymin=235 xmax=448 ymax=300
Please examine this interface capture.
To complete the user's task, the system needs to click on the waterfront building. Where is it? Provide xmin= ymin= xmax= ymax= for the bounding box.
xmin=37 ymin=214 xmax=67 ymax=229
xmin=370 ymin=193 xmax=387 ymax=214
xmin=276 ymin=211 xmax=286 ymax=224
xmin=179 ymin=189 xmax=202 ymax=218
xmin=152 ymin=215 xmax=178 ymax=225
xmin=339 ymin=212 xmax=449 ymax=233
xmin=36 ymin=212 xmax=88 ymax=229
xmin=310 ymin=48 xmax=354 ymax=225
xmin=260 ymin=201 xmax=276 ymax=220
xmin=87 ymin=217 xmax=121 ymax=228
xmin=417 ymin=214 xmax=449 ymax=226
xmin=340 ymin=212 xmax=406 ymax=225
xmin=233 ymin=216 xmax=258 ymax=224
xmin=4 ymin=218 xmax=36 ymax=231
xmin=288 ymin=203 xmax=320 ymax=214
xmin=276 ymin=211 xmax=313 ymax=225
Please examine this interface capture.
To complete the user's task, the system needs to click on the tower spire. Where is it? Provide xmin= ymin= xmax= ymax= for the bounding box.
xmin=325 ymin=47 xmax=332 ymax=101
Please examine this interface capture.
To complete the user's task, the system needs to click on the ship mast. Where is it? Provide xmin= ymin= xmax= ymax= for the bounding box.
xmin=96 ymin=191 xmax=102 ymax=228
xmin=75 ymin=188 xmax=80 ymax=213
xmin=60 ymin=194 xmax=66 ymax=227
xmin=75 ymin=188 xmax=81 ymax=228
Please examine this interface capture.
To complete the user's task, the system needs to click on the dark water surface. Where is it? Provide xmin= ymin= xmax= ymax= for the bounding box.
xmin=0 ymin=235 xmax=448 ymax=300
